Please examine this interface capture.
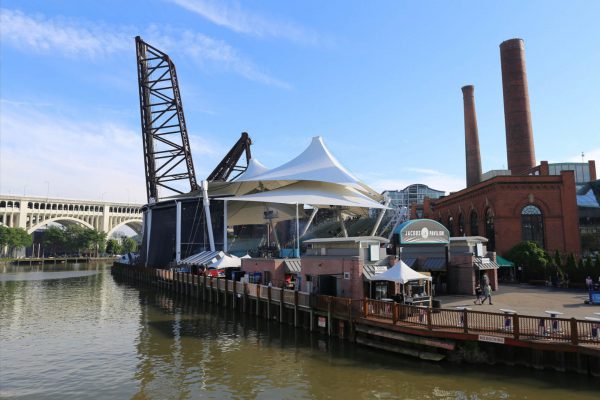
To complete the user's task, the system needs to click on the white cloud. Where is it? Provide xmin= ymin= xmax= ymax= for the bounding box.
xmin=0 ymin=9 xmax=130 ymax=58
xmin=0 ymin=100 xmax=146 ymax=203
xmin=0 ymin=8 xmax=289 ymax=88
xmin=150 ymin=30 xmax=292 ymax=89
xmin=0 ymin=100 xmax=235 ymax=202
xmin=169 ymin=0 xmax=321 ymax=45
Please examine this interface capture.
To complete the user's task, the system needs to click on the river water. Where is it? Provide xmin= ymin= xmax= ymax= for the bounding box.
xmin=0 ymin=262 xmax=598 ymax=399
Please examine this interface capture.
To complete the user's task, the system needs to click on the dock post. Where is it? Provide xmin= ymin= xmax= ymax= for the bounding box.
xmin=202 ymin=275 xmax=207 ymax=302
xmin=426 ymin=307 xmax=433 ymax=331
xmin=232 ymin=280 xmax=236 ymax=310
xmin=327 ymin=297 xmax=332 ymax=336
xmin=570 ymin=318 xmax=579 ymax=345
xmin=462 ymin=309 xmax=469 ymax=334
xmin=267 ymin=286 xmax=271 ymax=320
xmin=243 ymin=283 xmax=247 ymax=313
xmin=294 ymin=291 xmax=298 ymax=327
xmin=209 ymin=277 xmax=213 ymax=303
xmin=309 ymin=309 xmax=314 ymax=332
xmin=279 ymin=290 xmax=284 ymax=323
xmin=513 ymin=314 xmax=520 ymax=340
xmin=256 ymin=286 xmax=260 ymax=316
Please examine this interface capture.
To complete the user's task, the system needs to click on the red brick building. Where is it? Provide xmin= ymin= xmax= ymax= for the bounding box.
xmin=417 ymin=38 xmax=597 ymax=259
xmin=421 ymin=166 xmax=586 ymax=256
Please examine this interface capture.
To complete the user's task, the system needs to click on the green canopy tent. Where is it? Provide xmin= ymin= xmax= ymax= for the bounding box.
xmin=496 ymin=255 xmax=515 ymax=282
xmin=496 ymin=256 xmax=515 ymax=268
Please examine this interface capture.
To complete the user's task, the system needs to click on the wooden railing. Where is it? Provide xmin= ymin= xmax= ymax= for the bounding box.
xmin=112 ymin=265 xmax=600 ymax=348
xmin=360 ymin=299 xmax=600 ymax=347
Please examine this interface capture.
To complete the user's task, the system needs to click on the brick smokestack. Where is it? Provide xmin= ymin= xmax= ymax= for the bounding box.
xmin=462 ymin=85 xmax=482 ymax=187
xmin=500 ymin=38 xmax=536 ymax=175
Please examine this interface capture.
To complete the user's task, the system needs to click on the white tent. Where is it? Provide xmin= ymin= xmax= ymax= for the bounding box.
xmin=234 ymin=158 xmax=269 ymax=180
xmin=245 ymin=136 xmax=382 ymax=200
xmin=217 ymin=181 xmax=387 ymax=210
xmin=368 ymin=260 xmax=432 ymax=284
xmin=207 ymin=254 xmax=242 ymax=269
xmin=226 ymin=201 xmax=305 ymax=225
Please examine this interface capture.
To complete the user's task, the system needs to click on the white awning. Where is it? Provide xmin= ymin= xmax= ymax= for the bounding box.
xmin=217 ymin=181 xmax=387 ymax=209
xmin=367 ymin=260 xmax=432 ymax=284
xmin=179 ymin=250 xmax=224 ymax=266
xmin=207 ymin=254 xmax=242 ymax=269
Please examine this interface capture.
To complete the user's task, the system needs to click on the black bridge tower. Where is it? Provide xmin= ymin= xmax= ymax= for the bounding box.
xmin=135 ymin=36 xmax=199 ymax=202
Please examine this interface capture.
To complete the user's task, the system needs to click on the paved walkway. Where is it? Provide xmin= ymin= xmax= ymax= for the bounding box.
xmin=436 ymin=284 xmax=600 ymax=319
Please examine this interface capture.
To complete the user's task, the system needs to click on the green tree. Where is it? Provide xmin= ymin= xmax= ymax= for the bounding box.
xmin=0 ymin=227 xmax=33 ymax=257
xmin=106 ymin=239 xmax=122 ymax=255
xmin=553 ymin=250 xmax=563 ymax=269
xmin=505 ymin=241 xmax=551 ymax=281
xmin=122 ymin=237 xmax=138 ymax=254
xmin=0 ymin=226 xmax=10 ymax=257
xmin=44 ymin=226 xmax=66 ymax=256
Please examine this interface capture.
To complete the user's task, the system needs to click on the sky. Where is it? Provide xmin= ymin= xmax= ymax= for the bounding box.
xmin=1 ymin=0 xmax=599 ymax=204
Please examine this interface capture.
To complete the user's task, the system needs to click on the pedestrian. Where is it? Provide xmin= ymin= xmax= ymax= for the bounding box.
xmin=473 ymin=285 xmax=483 ymax=305
xmin=482 ymin=272 xmax=490 ymax=287
xmin=482 ymin=283 xmax=493 ymax=305
xmin=586 ymin=276 xmax=593 ymax=291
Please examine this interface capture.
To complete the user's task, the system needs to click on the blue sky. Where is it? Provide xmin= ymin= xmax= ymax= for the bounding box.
xmin=1 ymin=0 xmax=599 ymax=204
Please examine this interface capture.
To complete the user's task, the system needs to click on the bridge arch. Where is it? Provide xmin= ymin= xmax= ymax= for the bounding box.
xmin=27 ymin=217 xmax=94 ymax=234
xmin=107 ymin=219 xmax=144 ymax=238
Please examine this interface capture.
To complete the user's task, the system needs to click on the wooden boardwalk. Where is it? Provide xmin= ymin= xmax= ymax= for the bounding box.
xmin=114 ymin=264 xmax=600 ymax=354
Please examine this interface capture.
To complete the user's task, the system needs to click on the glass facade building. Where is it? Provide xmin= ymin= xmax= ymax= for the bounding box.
xmin=383 ymin=184 xmax=445 ymax=209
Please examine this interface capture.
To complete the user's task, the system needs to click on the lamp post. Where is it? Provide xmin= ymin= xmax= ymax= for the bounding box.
xmin=44 ymin=181 xmax=50 ymax=201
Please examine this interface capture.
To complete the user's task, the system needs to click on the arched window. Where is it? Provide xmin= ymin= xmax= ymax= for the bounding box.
xmin=447 ymin=216 xmax=454 ymax=236
xmin=470 ymin=210 xmax=479 ymax=236
xmin=0 ymin=201 xmax=5 ymax=208
xmin=485 ymin=208 xmax=495 ymax=251
xmin=458 ymin=213 xmax=465 ymax=236
xmin=522 ymin=205 xmax=544 ymax=248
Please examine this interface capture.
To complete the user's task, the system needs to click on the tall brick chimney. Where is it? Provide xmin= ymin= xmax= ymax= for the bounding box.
xmin=500 ymin=38 xmax=536 ymax=175
xmin=462 ymin=85 xmax=482 ymax=187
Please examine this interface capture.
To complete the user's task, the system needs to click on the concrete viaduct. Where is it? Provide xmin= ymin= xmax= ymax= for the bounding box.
xmin=0 ymin=195 xmax=144 ymax=237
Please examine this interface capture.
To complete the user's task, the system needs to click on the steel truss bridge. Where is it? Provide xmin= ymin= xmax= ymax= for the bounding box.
xmin=0 ymin=195 xmax=143 ymax=237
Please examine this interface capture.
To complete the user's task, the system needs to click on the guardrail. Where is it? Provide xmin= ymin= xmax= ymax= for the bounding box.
xmin=113 ymin=265 xmax=600 ymax=348
xmin=360 ymin=299 xmax=600 ymax=347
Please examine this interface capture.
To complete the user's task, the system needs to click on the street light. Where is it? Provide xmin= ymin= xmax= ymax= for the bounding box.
xmin=44 ymin=181 xmax=50 ymax=201
xmin=23 ymin=185 xmax=28 ymax=196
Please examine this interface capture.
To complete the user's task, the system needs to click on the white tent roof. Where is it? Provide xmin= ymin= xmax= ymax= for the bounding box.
xmin=368 ymin=260 xmax=432 ymax=284
xmin=242 ymin=137 xmax=381 ymax=200
xmin=226 ymin=201 xmax=304 ymax=225
xmin=217 ymin=181 xmax=387 ymax=209
xmin=233 ymin=158 xmax=269 ymax=181
xmin=207 ymin=254 xmax=242 ymax=269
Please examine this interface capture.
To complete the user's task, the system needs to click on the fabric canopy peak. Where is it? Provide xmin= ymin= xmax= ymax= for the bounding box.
xmin=368 ymin=260 xmax=432 ymax=284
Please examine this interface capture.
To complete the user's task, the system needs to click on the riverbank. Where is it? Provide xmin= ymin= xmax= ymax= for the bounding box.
xmin=0 ymin=256 xmax=117 ymax=266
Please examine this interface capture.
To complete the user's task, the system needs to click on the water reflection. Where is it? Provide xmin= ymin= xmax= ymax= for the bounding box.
xmin=0 ymin=263 xmax=598 ymax=400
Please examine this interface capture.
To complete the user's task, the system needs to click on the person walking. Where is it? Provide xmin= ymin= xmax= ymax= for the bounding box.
xmin=473 ymin=285 xmax=483 ymax=305
xmin=586 ymin=276 xmax=593 ymax=291
xmin=482 ymin=283 xmax=493 ymax=305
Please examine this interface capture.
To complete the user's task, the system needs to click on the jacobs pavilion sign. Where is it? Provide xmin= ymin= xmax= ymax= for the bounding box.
xmin=397 ymin=219 xmax=450 ymax=244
